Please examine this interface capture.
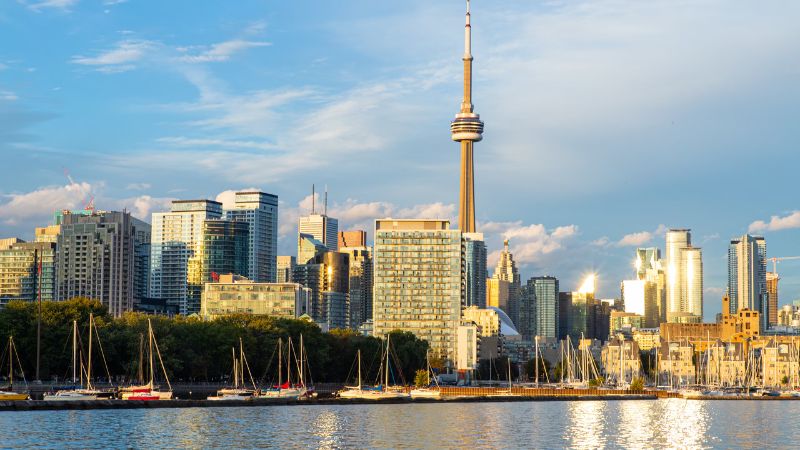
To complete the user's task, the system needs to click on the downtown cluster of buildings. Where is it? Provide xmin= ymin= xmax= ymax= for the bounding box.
xmin=1 ymin=2 xmax=799 ymax=386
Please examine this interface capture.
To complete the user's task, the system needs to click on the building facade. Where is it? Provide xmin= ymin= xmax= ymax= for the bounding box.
xmin=621 ymin=279 xmax=658 ymax=328
xmin=337 ymin=230 xmax=367 ymax=249
xmin=372 ymin=219 xmax=462 ymax=362
xmin=223 ymin=191 xmax=279 ymax=282
xmin=0 ymin=241 xmax=56 ymax=307
xmin=340 ymin=246 xmax=373 ymax=330
xmin=56 ymin=211 xmax=149 ymax=316
xmin=463 ymin=232 xmax=486 ymax=308
xmin=201 ymin=220 xmax=249 ymax=283
xmin=728 ymin=234 xmax=767 ymax=329
xmin=276 ymin=255 xmax=296 ymax=283
xmin=636 ymin=247 xmax=666 ymax=324
xmin=150 ymin=200 xmax=223 ymax=315
xmin=201 ymin=274 xmax=310 ymax=320
xmin=292 ymin=251 xmax=350 ymax=330
xmin=665 ymin=229 xmax=704 ymax=322
xmin=520 ymin=276 xmax=559 ymax=340
xmin=298 ymin=213 xmax=338 ymax=257
xmin=491 ymin=239 xmax=520 ymax=327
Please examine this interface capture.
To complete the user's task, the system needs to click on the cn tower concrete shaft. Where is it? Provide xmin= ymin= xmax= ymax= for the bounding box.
xmin=450 ymin=0 xmax=483 ymax=233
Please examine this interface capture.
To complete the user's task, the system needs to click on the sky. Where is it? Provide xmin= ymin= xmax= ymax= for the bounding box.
xmin=1 ymin=0 xmax=799 ymax=321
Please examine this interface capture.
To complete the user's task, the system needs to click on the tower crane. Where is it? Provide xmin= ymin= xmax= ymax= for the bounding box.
xmin=769 ymin=256 xmax=800 ymax=278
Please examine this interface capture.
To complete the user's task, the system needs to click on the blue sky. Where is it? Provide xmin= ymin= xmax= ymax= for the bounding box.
xmin=1 ymin=0 xmax=799 ymax=320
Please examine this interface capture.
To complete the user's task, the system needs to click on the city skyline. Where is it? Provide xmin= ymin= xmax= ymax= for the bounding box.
xmin=2 ymin=1 xmax=800 ymax=320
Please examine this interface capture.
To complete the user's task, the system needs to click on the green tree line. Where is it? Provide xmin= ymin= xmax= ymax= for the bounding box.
xmin=0 ymin=298 xmax=428 ymax=385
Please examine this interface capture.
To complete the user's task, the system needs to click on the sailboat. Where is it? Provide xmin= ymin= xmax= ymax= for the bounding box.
xmin=209 ymin=338 xmax=257 ymax=401
xmin=257 ymin=336 xmax=307 ymax=400
xmin=338 ymin=334 xmax=410 ymax=400
xmin=44 ymin=320 xmax=101 ymax=401
xmin=410 ymin=350 xmax=441 ymax=399
xmin=120 ymin=319 xmax=172 ymax=400
xmin=0 ymin=336 xmax=28 ymax=401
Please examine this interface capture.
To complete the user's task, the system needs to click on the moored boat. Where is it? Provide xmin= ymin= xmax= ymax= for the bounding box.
xmin=1 ymin=336 xmax=29 ymax=401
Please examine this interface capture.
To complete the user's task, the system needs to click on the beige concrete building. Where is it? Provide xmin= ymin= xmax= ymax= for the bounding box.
xmin=372 ymin=219 xmax=462 ymax=362
xmin=462 ymin=306 xmax=501 ymax=338
xmin=201 ymin=274 xmax=310 ymax=320
xmin=35 ymin=225 xmax=60 ymax=243
xmin=337 ymin=230 xmax=366 ymax=250
xmin=706 ymin=341 xmax=747 ymax=387
xmin=631 ymin=328 xmax=660 ymax=351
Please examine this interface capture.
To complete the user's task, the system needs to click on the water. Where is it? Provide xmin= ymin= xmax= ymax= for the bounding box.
xmin=0 ymin=399 xmax=796 ymax=449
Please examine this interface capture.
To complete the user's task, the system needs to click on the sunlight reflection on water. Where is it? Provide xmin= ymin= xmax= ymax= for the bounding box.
xmin=2 ymin=399 xmax=800 ymax=449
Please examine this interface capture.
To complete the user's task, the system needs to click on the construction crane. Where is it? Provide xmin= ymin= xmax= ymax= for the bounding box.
xmin=769 ymin=256 xmax=800 ymax=277
xmin=62 ymin=167 xmax=95 ymax=212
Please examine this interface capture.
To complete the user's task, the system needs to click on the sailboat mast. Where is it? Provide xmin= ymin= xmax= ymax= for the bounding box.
xmin=300 ymin=334 xmax=304 ymax=386
xmin=278 ymin=338 xmax=282 ymax=387
xmin=240 ymin=338 xmax=245 ymax=389
xmin=357 ymin=349 xmax=362 ymax=389
xmin=72 ymin=320 xmax=77 ymax=384
xmin=534 ymin=336 xmax=539 ymax=386
xmin=8 ymin=337 xmax=12 ymax=390
xmin=148 ymin=319 xmax=154 ymax=386
xmin=385 ymin=334 xmax=390 ymax=388
xmin=87 ymin=313 xmax=93 ymax=389
xmin=287 ymin=338 xmax=292 ymax=386
xmin=138 ymin=333 xmax=144 ymax=384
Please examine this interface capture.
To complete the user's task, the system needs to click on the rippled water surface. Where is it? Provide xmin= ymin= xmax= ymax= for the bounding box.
xmin=1 ymin=399 xmax=797 ymax=449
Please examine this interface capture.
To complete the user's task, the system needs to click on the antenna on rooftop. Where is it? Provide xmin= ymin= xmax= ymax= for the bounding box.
xmin=324 ymin=185 xmax=328 ymax=216
xmin=312 ymin=184 xmax=316 ymax=214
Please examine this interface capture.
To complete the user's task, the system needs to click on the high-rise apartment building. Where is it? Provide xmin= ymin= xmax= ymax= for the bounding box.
xmin=728 ymin=234 xmax=767 ymax=329
xmin=150 ymin=200 xmax=222 ymax=315
xmin=297 ymin=233 xmax=328 ymax=266
xmin=373 ymin=219 xmax=462 ymax=362
xmin=298 ymin=214 xmax=338 ymax=257
xmin=635 ymin=247 xmax=666 ymax=324
xmin=223 ymin=191 xmax=278 ymax=282
xmin=34 ymin=225 xmax=60 ymax=244
xmin=57 ymin=211 xmax=149 ymax=316
xmin=201 ymin=220 xmax=249 ymax=283
xmin=463 ymin=232 xmax=486 ymax=308
xmin=767 ymin=272 xmax=779 ymax=327
xmin=526 ymin=276 xmax=559 ymax=340
xmin=292 ymin=251 xmax=349 ymax=330
xmin=665 ymin=229 xmax=703 ymax=322
xmin=337 ymin=230 xmax=366 ymax=250
xmin=276 ymin=256 xmax=296 ymax=283
xmin=340 ymin=246 xmax=373 ymax=330
xmin=491 ymin=239 xmax=520 ymax=327
xmin=0 ymin=241 xmax=56 ymax=307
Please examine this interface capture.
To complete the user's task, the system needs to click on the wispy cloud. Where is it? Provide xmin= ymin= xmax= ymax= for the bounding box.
xmin=749 ymin=211 xmax=800 ymax=233
xmin=178 ymin=40 xmax=271 ymax=63
xmin=71 ymin=40 xmax=156 ymax=72
xmin=0 ymin=182 xmax=91 ymax=225
xmin=25 ymin=0 xmax=78 ymax=12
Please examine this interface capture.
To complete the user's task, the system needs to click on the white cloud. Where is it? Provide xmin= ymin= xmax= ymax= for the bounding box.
xmin=125 ymin=183 xmax=151 ymax=191
xmin=749 ymin=211 xmax=800 ymax=233
xmin=483 ymin=221 xmax=579 ymax=267
xmin=114 ymin=195 xmax=173 ymax=221
xmin=179 ymin=40 xmax=271 ymax=63
xmin=0 ymin=182 xmax=91 ymax=225
xmin=71 ymin=40 xmax=155 ymax=72
xmin=616 ymin=231 xmax=653 ymax=247
xmin=0 ymin=90 xmax=17 ymax=101
xmin=26 ymin=0 xmax=77 ymax=11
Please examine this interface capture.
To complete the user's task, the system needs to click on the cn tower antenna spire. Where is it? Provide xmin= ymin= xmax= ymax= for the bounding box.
xmin=451 ymin=0 xmax=484 ymax=233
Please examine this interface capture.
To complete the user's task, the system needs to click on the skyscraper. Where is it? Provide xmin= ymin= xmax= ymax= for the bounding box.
xmin=665 ymin=229 xmax=704 ymax=322
xmin=292 ymin=251 xmax=349 ymax=330
xmin=728 ymin=234 xmax=767 ymax=329
xmin=297 ymin=233 xmax=328 ymax=266
xmin=463 ymin=232 xmax=487 ymax=308
xmin=201 ymin=220 xmax=249 ymax=283
xmin=766 ymin=271 xmax=778 ymax=327
xmin=491 ymin=240 xmax=520 ymax=327
xmin=298 ymin=214 xmax=338 ymax=257
xmin=521 ymin=276 xmax=559 ymax=340
xmin=373 ymin=219 xmax=462 ymax=362
xmin=340 ymin=245 xmax=373 ymax=330
xmin=450 ymin=0 xmax=484 ymax=233
xmin=635 ymin=247 xmax=666 ymax=324
xmin=150 ymin=200 xmax=222 ymax=315
xmin=223 ymin=191 xmax=278 ymax=282
xmin=57 ymin=210 xmax=149 ymax=316
xmin=621 ymin=279 xmax=658 ymax=328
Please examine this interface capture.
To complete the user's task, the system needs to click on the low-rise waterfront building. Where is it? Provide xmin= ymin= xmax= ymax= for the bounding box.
xmin=601 ymin=338 xmax=642 ymax=385
xmin=201 ymin=274 xmax=310 ymax=319
xmin=657 ymin=339 xmax=696 ymax=386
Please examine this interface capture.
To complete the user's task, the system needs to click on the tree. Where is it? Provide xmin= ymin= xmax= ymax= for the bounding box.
xmin=781 ymin=375 xmax=789 ymax=386
xmin=414 ymin=369 xmax=429 ymax=387
xmin=630 ymin=376 xmax=644 ymax=391
xmin=524 ymin=357 xmax=551 ymax=382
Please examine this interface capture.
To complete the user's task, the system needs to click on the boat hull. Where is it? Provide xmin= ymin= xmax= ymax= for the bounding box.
xmin=0 ymin=392 xmax=28 ymax=401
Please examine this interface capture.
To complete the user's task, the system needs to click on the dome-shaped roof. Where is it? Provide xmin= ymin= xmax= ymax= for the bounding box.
xmin=486 ymin=306 xmax=519 ymax=336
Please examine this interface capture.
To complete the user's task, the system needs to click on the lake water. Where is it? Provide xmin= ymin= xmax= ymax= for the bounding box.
xmin=0 ymin=399 xmax=796 ymax=449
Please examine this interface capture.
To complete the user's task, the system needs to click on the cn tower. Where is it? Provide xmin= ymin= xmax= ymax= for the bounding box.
xmin=450 ymin=0 xmax=484 ymax=233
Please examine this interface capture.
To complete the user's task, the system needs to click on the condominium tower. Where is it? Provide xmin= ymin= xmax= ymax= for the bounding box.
xmin=373 ymin=219 xmax=462 ymax=361
xmin=665 ymin=229 xmax=703 ymax=322
xmin=463 ymin=232 xmax=487 ymax=308
xmin=491 ymin=240 xmax=521 ymax=326
xmin=728 ymin=234 xmax=767 ymax=328
xmin=223 ymin=191 xmax=278 ymax=282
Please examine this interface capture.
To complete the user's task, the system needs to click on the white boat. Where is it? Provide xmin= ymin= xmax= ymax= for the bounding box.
xmin=410 ymin=350 xmax=441 ymax=399
xmin=44 ymin=319 xmax=110 ymax=402
xmin=208 ymin=340 xmax=256 ymax=401
xmin=1 ymin=336 xmax=29 ymax=401
xmin=255 ymin=336 xmax=309 ymax=401
xmin=43 ymin=390 xmax=98 ymax=401
xmin=336 ymin=335 xmax=410 ymax=400
xmin=121 ymin=319 xmax=173 ymax=400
